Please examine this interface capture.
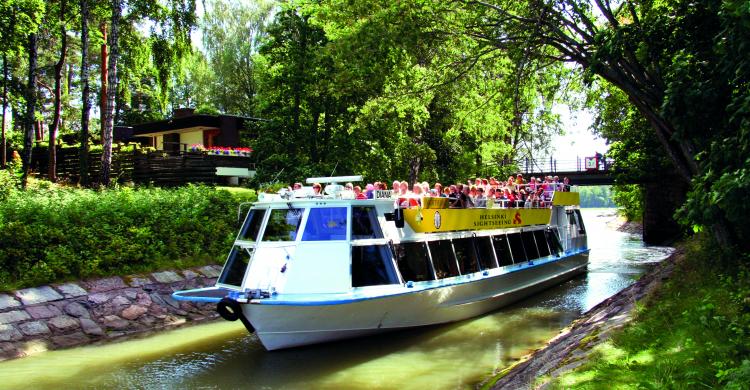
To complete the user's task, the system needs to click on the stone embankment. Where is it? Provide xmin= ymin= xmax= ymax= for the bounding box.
xmin=486 ymin=248 xmax=679 ymax=390
xmin=0 ymin=265 xmax=223 ymax=361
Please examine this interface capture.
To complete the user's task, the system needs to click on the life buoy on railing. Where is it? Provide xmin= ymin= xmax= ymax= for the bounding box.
xmin=217 ymin=297 xmax=255 ymax=332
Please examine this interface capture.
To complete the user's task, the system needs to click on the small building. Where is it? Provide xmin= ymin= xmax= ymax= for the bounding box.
xmin=115 ymin=108 xmax=261 ymax=152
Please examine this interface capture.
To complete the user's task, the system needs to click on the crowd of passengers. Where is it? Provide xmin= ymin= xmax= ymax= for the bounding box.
xmin=290 ymin=174 xmax=571 ymax=209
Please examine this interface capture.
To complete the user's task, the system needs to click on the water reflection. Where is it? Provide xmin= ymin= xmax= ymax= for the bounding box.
xmin=0 ymin=209 xmax=673 ymax=389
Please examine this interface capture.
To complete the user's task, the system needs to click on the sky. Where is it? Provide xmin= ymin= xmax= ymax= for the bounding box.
xmin=550 ymin=106 xmax=609 ymax=169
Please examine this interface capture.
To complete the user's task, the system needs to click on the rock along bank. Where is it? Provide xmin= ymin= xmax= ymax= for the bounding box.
xmin=0 ymin=265 xmax=222 ymax=361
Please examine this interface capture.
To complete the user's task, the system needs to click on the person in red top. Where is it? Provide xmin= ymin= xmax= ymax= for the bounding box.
xmin=354 ymin=185 xmax=367 ymax=199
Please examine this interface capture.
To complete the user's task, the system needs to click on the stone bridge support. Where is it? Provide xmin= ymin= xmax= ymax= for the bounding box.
xmin=643 ymin=178 xmax=688 ymax=245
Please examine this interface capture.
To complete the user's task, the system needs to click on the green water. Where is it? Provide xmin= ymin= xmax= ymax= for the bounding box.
xmin=0 ymin=209 xmax=673 ymax=389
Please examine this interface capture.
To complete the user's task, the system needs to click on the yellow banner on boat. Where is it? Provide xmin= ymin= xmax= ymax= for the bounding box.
xmin=552 ymin=191 xmax=580 ymax=206
xmin=403 ymin=208 xmax=551 ymax=233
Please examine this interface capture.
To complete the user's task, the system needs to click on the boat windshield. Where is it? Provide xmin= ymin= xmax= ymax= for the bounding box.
xmin=302 ymin=207 xmax=347 ymax=241
xmin=238 ymin=209 xmax=266 ymax=242
xmin=262 ymin=208 xmax=304 ymax=241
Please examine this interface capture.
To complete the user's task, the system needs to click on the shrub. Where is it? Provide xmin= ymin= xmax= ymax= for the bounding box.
xmin=0 ymin=184 xmax=256 ymax=291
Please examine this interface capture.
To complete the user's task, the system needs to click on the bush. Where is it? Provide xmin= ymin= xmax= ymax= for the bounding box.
xmin=0 ymin=184 xmax=256 ymax=291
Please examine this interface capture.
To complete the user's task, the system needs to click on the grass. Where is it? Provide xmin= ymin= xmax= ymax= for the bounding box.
xmin=544 ymin=236 xmax=750 ymax=389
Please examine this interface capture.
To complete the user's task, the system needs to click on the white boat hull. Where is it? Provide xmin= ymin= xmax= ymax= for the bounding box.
xmin=245 ymin=252 xmax=588 ymax=350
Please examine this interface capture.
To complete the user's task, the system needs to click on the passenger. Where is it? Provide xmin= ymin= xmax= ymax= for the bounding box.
xmin=459 ymin=185 xmax=475 ymax=208
xmin=293 ymin=182 xmax=303 ymax=190
xmin=354 ymin=186 xmax=367 ymax=200
xmin=392 ymin=180 xmax=401 ymax=198
xmin=345 ymin=182 xmax=354 ymax=192
xmin=312 ymin=183 xmax=322 ymax=195
xmin=421 ymin=181 xmax=430 ymax=194
xmin=507 ymin=176 xmax=515 ymax=188
xmin=474 ymin=187 xmax=487 ymax=208
xmin=365 ymin=183 xmax=375 ymax=199
xmin=516 ymin=173 xmax=524 ymax=185
xmin=469 ymin=185 xmax=478 ymax=200
xmin=449 ymin=184 xmax=461 ymax=208
xmin=399 ymin=181 xmax=409 ymax=196
xmin=563 ymin=177 xmax=571 ymax=192
xmin=434 ymin=183 xmax=445 ymax=198
xmin=553 ymin=175 xmax=561 ymax=191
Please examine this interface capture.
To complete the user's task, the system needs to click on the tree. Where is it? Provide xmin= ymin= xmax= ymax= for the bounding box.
xmin=462 ymin=0 xmax=750 ymax=248
xmin=99 ymin=0 xmax=120 ymax=186
xmin=79 ymin=0 xmax=91 ymax=185
xmin=48 ymin=0 xmax=71 ymax=182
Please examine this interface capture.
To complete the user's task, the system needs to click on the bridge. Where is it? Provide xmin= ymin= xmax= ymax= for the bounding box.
xmin=502 ymin=156 xmax=685 ymax=246
xmin=504 ymin=156 xmax=615 ymax=186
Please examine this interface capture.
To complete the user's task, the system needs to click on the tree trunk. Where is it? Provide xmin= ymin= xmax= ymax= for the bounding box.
xmin=79 ymin=0 xmax=91 ymax=186
xmin=49 ymin=0 xmax=68 ymax=182
xmin=100 ymin=0 xmax=121 ymax=186
xmin=1 ymin=53 xmax=8 ymax=168
xmin=100 ymin=23 xmax=108 ymax=143
xmin=22 ymin=33 xmax=38 ymax=188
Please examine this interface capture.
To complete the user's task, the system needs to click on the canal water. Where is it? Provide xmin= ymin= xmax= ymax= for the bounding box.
xmin=0 ymin=209 xmax=673 ymax=389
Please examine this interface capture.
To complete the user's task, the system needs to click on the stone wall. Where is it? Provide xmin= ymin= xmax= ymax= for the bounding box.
xmin=0 ymin=265 xmax=224 ymax=361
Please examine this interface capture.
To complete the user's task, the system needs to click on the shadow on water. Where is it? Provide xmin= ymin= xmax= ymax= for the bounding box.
xmin=0 ymin=209 xmax=674 ymax=389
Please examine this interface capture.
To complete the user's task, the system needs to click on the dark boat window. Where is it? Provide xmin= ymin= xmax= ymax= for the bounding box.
xmin=534 ymin=230 xmax=551 ymax=258
xmin=428 ymin=240 xmax=460 ymax=278
xmin=453 ymin=238 xmax=480 ymax=274
xmin=508 ymin=233 xmax=527 ymax=262
xmin=393 ymin=242 xmax=435 ymax=282
xmin=352 ymin=206 xmax=383 ymax=239
xmin=474 ymin=236 xmax=498 ymax=269
xmin=352 ymin=245 xmax=400 ymax=287
xmin=492 ymin=235 xmax=514 ymax=266
xmin=218 ymin=246 xmax=251 ymax=287
xmin=574 ymin=209 xmax=587 ymax=234
xmin=546 ymin=228 xmax=563 ymax=256
xmin=521 ymin=231 xmax=540 ymax=260
xmin=262 ymin=208 xmax=304 ymax=241
xmin=238 ymin=209 xmax=266 ymax=241
xmin=302 ymin=207 xmax=347 ymax=241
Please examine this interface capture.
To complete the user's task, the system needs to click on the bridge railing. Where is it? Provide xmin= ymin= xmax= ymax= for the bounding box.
xmin=502 ymin=156 xmax=614 ymax=175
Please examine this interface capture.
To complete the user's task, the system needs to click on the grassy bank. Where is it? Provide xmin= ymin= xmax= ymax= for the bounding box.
xmin=545 ymin=236 xmax=750 ymax=389
xmin=0 ymin=176 xmax=256 ymax=291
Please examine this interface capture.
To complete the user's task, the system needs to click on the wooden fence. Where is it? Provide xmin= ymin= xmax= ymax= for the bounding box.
xmin=29 ymin=147 xmax=254 ymax=186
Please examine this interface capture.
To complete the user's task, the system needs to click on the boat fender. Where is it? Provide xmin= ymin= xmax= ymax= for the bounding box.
xmin=217 ymin=298 xmax=241 ymax=321
xmin=217 ymin=297 xmax=255 ymax=333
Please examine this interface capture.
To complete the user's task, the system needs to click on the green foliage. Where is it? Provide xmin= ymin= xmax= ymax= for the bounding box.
xmin=577 ymin=185 xmax=616 ymax=208
xmin=611 ymin=184 xmax=644 ymax=222
xmin=0 ymin=184 xmax=256 ymax=291
xmin=548 ymin=237 xmax=750 ymax=389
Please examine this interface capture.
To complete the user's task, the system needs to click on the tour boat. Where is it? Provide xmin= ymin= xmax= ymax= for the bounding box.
xmin=173 ymin=176 xmax=589 ymax=350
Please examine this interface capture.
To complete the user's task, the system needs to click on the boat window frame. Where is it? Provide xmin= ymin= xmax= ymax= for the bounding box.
xmin=216 ymin=244 xmax=255 ymax=289
xmin=492 ymin=234 xmax=515 ymax=266
xmin=474 ymin=234 xmax=499 ymax=270
xmin=392 ymin=241 xmax=436 ymax=283
xmin=452 ymin=236 xmax=482 ymax=275
xmin=350 ymin=244 xmax=401 ymax=287
xmin=507 ymin=232 xmax=527 ymax=263
xmin=533 ymin=229 xmax=552 ymax=258
xmin=426 ymin=239 xmax=460 ymax=279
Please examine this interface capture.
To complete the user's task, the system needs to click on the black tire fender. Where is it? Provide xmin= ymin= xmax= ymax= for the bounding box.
xmin=217 ymin=298 xmax=241 ymax=322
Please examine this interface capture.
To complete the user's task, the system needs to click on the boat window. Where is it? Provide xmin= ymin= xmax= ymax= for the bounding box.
xmin=352 ymin=245 xmax=400 ymax=287
xmin=474 ymin=236 xmax=498 ymax=269
xmin=262 ymin=208 xmax=304 ymax=242
xmin=453 ymin=238 xmax=480 ymax=274
xmin=521 ymin=231 xmax=540 ymax=261
xmin=492 ymin=235 xmax=514 ymax=266
xmin=428 ymin=240 xmax=460 ymax=278
xmin=393 ymin=242 xmax=435 ymax=282
xmin=534 ymin=230 xmax=551 ymax=258
xmin=238 ymin=209 xmax=266 ymax=241
xmin=574 ymin=209 xmax=587 ymax=234
xmin=352 ymin=206 xmax=383 ymax=239
xmin=546 ymin=228 xmax=563 ymax=256
xmin=508 ymin=233 xmax=527 ymax=262
xmin=302 ymin=207 xmax=347 ymax=241
xmin=218 ymin=246 xmax=251 ymax=287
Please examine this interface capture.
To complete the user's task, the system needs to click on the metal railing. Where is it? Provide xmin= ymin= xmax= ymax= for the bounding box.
xmin=501 ymin=156 xmax=614 ymax=174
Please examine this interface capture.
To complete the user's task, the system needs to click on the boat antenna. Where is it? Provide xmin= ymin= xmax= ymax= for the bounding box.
xmin=329 ymin=162 xmax=338 ymax=178
xmin=271 ymin=168 xmax=285 ymax=184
